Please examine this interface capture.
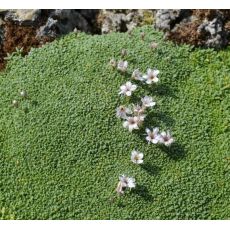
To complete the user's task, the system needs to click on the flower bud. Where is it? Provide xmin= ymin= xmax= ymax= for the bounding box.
xmin=121 ymin=49 xmax=127 ymax=57
xmin=12 ymin=99 xmax=19 ymax=108
xmin=20 ymin=90 xmax=28 ymax=98
xmin=141 ymin=32 xmax=145 ymax=40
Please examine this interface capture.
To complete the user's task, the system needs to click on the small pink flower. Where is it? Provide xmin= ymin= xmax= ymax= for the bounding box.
xmin=119 ymin=81 xmax=137 ymax=97
xmin=159 ymin=131 xmax=174 ymax=146
xmin=141 ymin=96 xmax=156 ymax=108
xmin=123 ymin=116 xmax=139 ymax=132
xmin=132 ymin=69 xmax=144 ymax=81
xmin=116 ymin=106 xmax=132 ymax=119
xmin=117 ymin=60 xmax=128 ymax=72
xmin=131 ymin=150 xmax=144 ymax=164
xmin=145 ymin=127 xmax=160 ymax=144
xmin=143 ymin=68 xmax=159 ymax=84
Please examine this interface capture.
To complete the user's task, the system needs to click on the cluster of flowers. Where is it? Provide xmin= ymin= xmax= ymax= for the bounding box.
xmin=116 ymin=150 xmax=143 ymax=195
xmin=116 ymin=96 xmax=155 ymax=132
xmin=110 ymin=56 xmax=174 ymax=196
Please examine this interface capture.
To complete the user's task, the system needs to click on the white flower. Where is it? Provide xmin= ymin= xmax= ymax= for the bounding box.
xmin=116 ymin=106 xmax=132 ymax=119
xmin=133 ymin=104 xmax=146 ymax=115
xmin=116 ymin=181 xmax=125 ymax=195
xmin=131 ymin=150 xmax=144 ymax=164
xmin=146 ymin=127 xmax=160 ymax=144
xmin=117 ymin=60 xmax=128 ymax=72
xmin=159 ymin=131 xmax=174 ymax=146
xmin=150 ymin=42 xmax=158 ymax=49
xmin=119 ymin=175 xmax=136 ymax=189
xmin=12 ymin=99 xmax=19 ymax=108
xmin=20 ymin=90 xmax=28 ymax=98
xmin=123 ymin=116 xmax=139 ymax=132
xmin=131 ymin=69 xmax=144 ymax=81
xmin=121 ymin=49 xmax=128 ymax=57
xmin=141 ymin=96 xmax=156 ymax=108
xmin=141 ymin=32 xmax=145 ymax=40
xmin=109 ymin=58 xmax=117 ymax=68
xmin=143 ymin=68 xmax=159 ymax=84
xmin=119 ymin=81 xmax=137 ymax=97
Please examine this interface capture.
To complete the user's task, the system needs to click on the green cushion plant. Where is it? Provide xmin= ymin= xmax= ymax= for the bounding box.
xmin=0 ymin=26 xmax=229 ymax=219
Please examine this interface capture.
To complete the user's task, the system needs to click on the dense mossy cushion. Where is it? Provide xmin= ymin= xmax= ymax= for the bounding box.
xmin=0 ymin=26 xmax=229 ymax=219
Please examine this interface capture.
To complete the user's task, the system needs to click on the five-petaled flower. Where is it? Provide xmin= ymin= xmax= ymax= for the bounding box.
xmin=116 ymin=106 xmax=132 ymax=119
xmin=133 ymin=104 xmax=146 ymax=116
xmin=146 ymin=127 xmax=160 ymax=144
xmin=116 ymin=175 xmax=136 ymax=195
xmin=141 ymin=96 xmax=156 ymax=108
xmin=119 ymin=81 xmax=137 ymax=97
xmin=117 ymin=60 xmax=128 ymax=72
xmin=20 ymin=90 xmax=28 ymax=98
xmin=159 ymin=131 xmax=174 ymax=146
xmin=123 ymin=116 xmax=139 ymax=132
xmin=120 ymin=175 xmax=136 ymax=188
xmin=131 ymin=150 xmax=144 ymax=164
xmin=143 ymin=68 xmax=159 ymax=84
xmin=132 ymin=69 xmax=144 ymax=81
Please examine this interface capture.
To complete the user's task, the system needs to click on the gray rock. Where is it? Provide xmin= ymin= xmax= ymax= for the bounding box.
xmin=126 ymin=12 xmax=134 ymax=22
xmin=4 ymin=9 xmax=41 ymax=25
xmin=0 ymin=18 xmax=4 ymax=45
xmin=100 ymin=10 xmax=155 ymax=34
xmin=76 ymin=10 xmax=99 ymax=22
xmin=36 ymin=18 xmax=58 ymax=38
xmin=101 ymin=12 xmax=127 ymax=34
xmin=0 ymin=9 xmax=8 ymax=15
xmin=154 ymin=9 xmax=229 ymax=49
xmin=155 ymin=9 xmax=191 ymax=31
xmin=198 ymin=18 xmax=228 ymax=49
xmin=37 ymin=9 xmax=91 ymax=38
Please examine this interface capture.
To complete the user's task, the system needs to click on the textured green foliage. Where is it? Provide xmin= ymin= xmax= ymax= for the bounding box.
xmin=0 ymin=26 xmax=229 ymax=219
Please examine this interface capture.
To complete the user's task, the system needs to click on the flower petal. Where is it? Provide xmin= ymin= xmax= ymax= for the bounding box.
xmin=126 ymin=91 xmax=132 ymax=96
xmin=120 ymin=85 xmax=126 ymax=91
xmin=126 ymin=81 xmax=132 ymax=87
xmin=153 ymin=127 xmax=159 ymax=133
xmin=137 ymin=159 xmax=143 ymax=164
xmin=123 ymin=121 xmax=128 ymax=128
xmin=131 ymin=84 xmax=137 ymax=91
xmin=147 ymin=68 xmax=152 ymax=75
xmin=139 ymin=153 xmax=144 ymax=159
xmin=161 ymin=131 xmax=166 ymax=137
xmin=153 ymin=70 xmax=159 ymax=76
xmin=151 ymin=139 xmax=158 ymax=144
xmin=145 ymin=128 xmax=151 ymax=134
xmin=146 ymin=79 xmax=152 ymax=84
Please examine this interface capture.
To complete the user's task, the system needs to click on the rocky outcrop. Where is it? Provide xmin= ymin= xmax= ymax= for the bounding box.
xmin=99 ymin=10 xmax=155 ymax=34
xmin=154 ymin=9 xmax=230 ymax=49
xmin=4 ymin=9 xmax=42 ymax=26
xmin=0 ymin=9 xmax=230 ymax=71
xmin=0 ymin=9 xmax=156 ymax=70
xmin=197 ymin=18 xmax=228 ymax=49
xmin=37 ymin=9 xmax=93 ymax=38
